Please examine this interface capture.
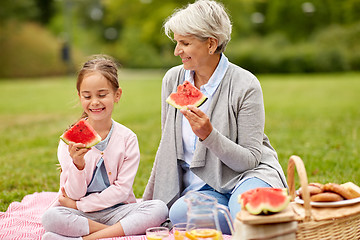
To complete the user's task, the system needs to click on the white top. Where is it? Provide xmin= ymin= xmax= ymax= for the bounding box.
xmin=181 ymin=54 xmax=229 ymax=195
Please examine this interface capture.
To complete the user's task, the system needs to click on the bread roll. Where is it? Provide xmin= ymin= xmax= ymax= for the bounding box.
xmin=310 ymin=192 xmax=344 ymax=202
xmin=298 ymin=185 xmax=323 ymax=198
xmin=323 ymin=183 xmax=354 ymax=200
xmin=309 ymin=182 xmax=324 ymax=189
xmin=341 ymin=182 xmax=360 ymax=199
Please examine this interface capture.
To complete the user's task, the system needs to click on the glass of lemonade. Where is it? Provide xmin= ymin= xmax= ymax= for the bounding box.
xmin=172 ymin=223 xmax=195 ymax=240
xmin=146 ymin=227 xmax=170 ymax=240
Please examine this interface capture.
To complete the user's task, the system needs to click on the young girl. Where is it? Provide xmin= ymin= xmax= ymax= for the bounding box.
xmin=42 ymin=55 xmax=168 ymax=240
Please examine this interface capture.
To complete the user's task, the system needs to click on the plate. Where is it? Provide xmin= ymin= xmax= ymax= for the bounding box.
xmin=294 ymin=196 xmax=360 ymax=207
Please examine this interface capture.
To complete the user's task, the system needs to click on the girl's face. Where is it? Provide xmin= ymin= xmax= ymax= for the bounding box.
xmin=173 ymin=33 xmax=213 ymax=72
xmin=79 ymin=71 xmax=121 ymax=122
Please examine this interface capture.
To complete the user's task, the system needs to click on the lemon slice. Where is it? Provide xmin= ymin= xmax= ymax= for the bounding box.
xmin=185 ymin=231 xmax=198 ymax=240
xmin=146 ymin=236 xmax=165 ymax=240
xmin=174 ymin=230 xmax=184 ymax=240
xmin=191 ymin=229 xmax=217 ymax=238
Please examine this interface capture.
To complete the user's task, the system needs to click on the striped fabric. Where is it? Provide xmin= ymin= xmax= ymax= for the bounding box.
xmin=0 ymin=192 xmax=231 ymax=240
xmin=0 ymin=192 xmax=55 ymax=240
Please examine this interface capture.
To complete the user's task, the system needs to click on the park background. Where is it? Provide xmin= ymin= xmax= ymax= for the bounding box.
xmin=0 ymin=0 xmax=359 ymax=212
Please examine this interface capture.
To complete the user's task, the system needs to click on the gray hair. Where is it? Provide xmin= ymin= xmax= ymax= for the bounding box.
xmin=164 ymin=0 xmax=232 ymax=53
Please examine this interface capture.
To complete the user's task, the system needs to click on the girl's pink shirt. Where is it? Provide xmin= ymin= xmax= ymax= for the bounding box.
xmin=55 ymin=121 xmax=140 ymax=212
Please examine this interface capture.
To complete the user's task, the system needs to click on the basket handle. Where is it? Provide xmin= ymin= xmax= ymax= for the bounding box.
xmin=287 ymin=155 xmax=312 ymax=221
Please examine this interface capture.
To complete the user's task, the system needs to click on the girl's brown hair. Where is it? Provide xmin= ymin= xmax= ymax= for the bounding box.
xmin=76 ymin=55 xmax=120 ymax=119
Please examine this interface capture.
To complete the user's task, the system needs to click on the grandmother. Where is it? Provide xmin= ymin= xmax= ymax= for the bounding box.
xmin=143 ymin=0 xmax=287 ymax=234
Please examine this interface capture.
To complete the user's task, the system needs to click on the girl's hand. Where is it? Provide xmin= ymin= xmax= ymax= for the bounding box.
xmin=180 ymin=105 xmax=213 ymax=141
xmin=59 ymin=187 xmax=77 ymax=209
xmin=68 ymin=142 xmax=90 ymax=170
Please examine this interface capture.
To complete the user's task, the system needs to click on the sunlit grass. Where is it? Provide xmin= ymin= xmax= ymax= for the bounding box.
xmin=261 ymin=72 xmax=360 ymax=183
xmin=0 ymin=71 xmax=359 ymax=212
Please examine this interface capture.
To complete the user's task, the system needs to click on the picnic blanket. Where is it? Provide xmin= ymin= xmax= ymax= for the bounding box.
xmin=0 ymin=192 xmax=231 ymax=240
xmin=0 ymin=192 xmax=146 ymax=240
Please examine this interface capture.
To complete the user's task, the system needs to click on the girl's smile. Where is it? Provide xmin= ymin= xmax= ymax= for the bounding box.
xmin=90 ymin=107 xmax=105 ymax=112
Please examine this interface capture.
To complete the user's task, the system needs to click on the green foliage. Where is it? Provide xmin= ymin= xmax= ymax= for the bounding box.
xmin=99 ymin=0 xmax=182 ymax=68
xmin=0 ymin=0 xmax=55 ymax=24
xmin=71 ymin=0 xmax=360 ymax=71
xmin=0 ymin=21 xmax=85 ymax=78
xmin=240 ymin=0 xmax=360 ymax=40
xmin=226 ymin=22 xmax=360 ymax=73
xmin=1 ymin=0 xmax=360 ymax=77
xmin=0 ymin=72 xmax=359 ymax=211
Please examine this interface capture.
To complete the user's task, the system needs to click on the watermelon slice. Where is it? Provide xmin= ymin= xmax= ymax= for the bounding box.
xmin=166 ymin=81 xmax=207 ymax=110
xmin=60 ymin=119 xmax=102 ymax=148
xmin=238 ymin=187 xmax=290 ymax=215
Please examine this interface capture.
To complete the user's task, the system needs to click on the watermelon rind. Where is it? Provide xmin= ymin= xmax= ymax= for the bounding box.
xmin=60 ymin=119 xmax=102 ymax=148
xmin=60 ymin=134 xmax=101 ymax=148
xmin=166 ymin=94 xmax=207 ymax=110
xmin=240 ymin=188 xmax=290 ymax=215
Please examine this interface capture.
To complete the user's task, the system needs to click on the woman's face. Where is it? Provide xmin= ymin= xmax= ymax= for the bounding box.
xmin=173 ymin=33 xmax=212 ymax=71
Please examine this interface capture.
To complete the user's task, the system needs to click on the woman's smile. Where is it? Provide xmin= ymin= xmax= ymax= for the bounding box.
xmin=181 ymin=57 xmax=191 ymax=63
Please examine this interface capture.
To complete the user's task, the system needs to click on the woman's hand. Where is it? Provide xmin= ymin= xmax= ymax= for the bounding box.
xmin=180 ymin=105 xmax=213 ymax=141
xmin=68 ymin=142 xmax=90 ymax=170
xmin=59 ymin=187 xmax=77 ymax=209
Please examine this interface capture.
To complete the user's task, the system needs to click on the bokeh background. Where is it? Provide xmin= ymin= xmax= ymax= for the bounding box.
xmin=1 ymin=0 xmax=360 ymax=78
xmin=1 ymin=0 xmax=360 ymax=213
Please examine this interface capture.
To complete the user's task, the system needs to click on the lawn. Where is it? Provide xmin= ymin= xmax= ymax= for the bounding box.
xmin=0 ymin=70 xmax=359 ymax=212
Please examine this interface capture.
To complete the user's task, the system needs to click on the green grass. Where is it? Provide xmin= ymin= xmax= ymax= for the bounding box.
xmin=0 ymin=71 xmax=359 ymax=212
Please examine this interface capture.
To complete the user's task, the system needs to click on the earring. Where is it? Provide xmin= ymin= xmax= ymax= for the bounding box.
xmin=209 ymin=51 xmax=213 ymax=54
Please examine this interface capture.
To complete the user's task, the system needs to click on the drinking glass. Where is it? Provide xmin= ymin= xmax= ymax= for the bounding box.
xmin=172 ymin=223 xmax=194 ymax=240
xmin=146 ymin=227 xmax=170 ymax=240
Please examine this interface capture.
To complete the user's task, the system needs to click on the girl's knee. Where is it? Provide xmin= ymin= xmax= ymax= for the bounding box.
xmin=151 ymin=200 xmax=169 ymax=222
xmin=41 ymin=207 xmax=62 ymax=232
xmin=41 ymin=207 xmax=89 ymax=237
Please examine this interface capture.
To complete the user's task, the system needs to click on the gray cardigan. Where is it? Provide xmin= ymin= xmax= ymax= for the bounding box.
xmin=143 ymin=63 xmax=288 ymax=207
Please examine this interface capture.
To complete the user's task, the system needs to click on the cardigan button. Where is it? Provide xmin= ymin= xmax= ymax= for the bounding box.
xmin=109 ymin=172 xmax=112 ymax=175
xmin=101 ymin=152 xmax=104 ymax=155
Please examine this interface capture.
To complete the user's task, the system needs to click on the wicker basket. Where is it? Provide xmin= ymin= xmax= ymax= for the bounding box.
xmin=287 ymin=155 xmax=360 ymax=239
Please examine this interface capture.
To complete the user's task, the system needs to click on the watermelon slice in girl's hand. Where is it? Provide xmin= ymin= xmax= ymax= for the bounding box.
xmin=166 ymin=81 xmax=207 ymax=110
xmin=60 ymin=119 xmax=102 ymax=148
